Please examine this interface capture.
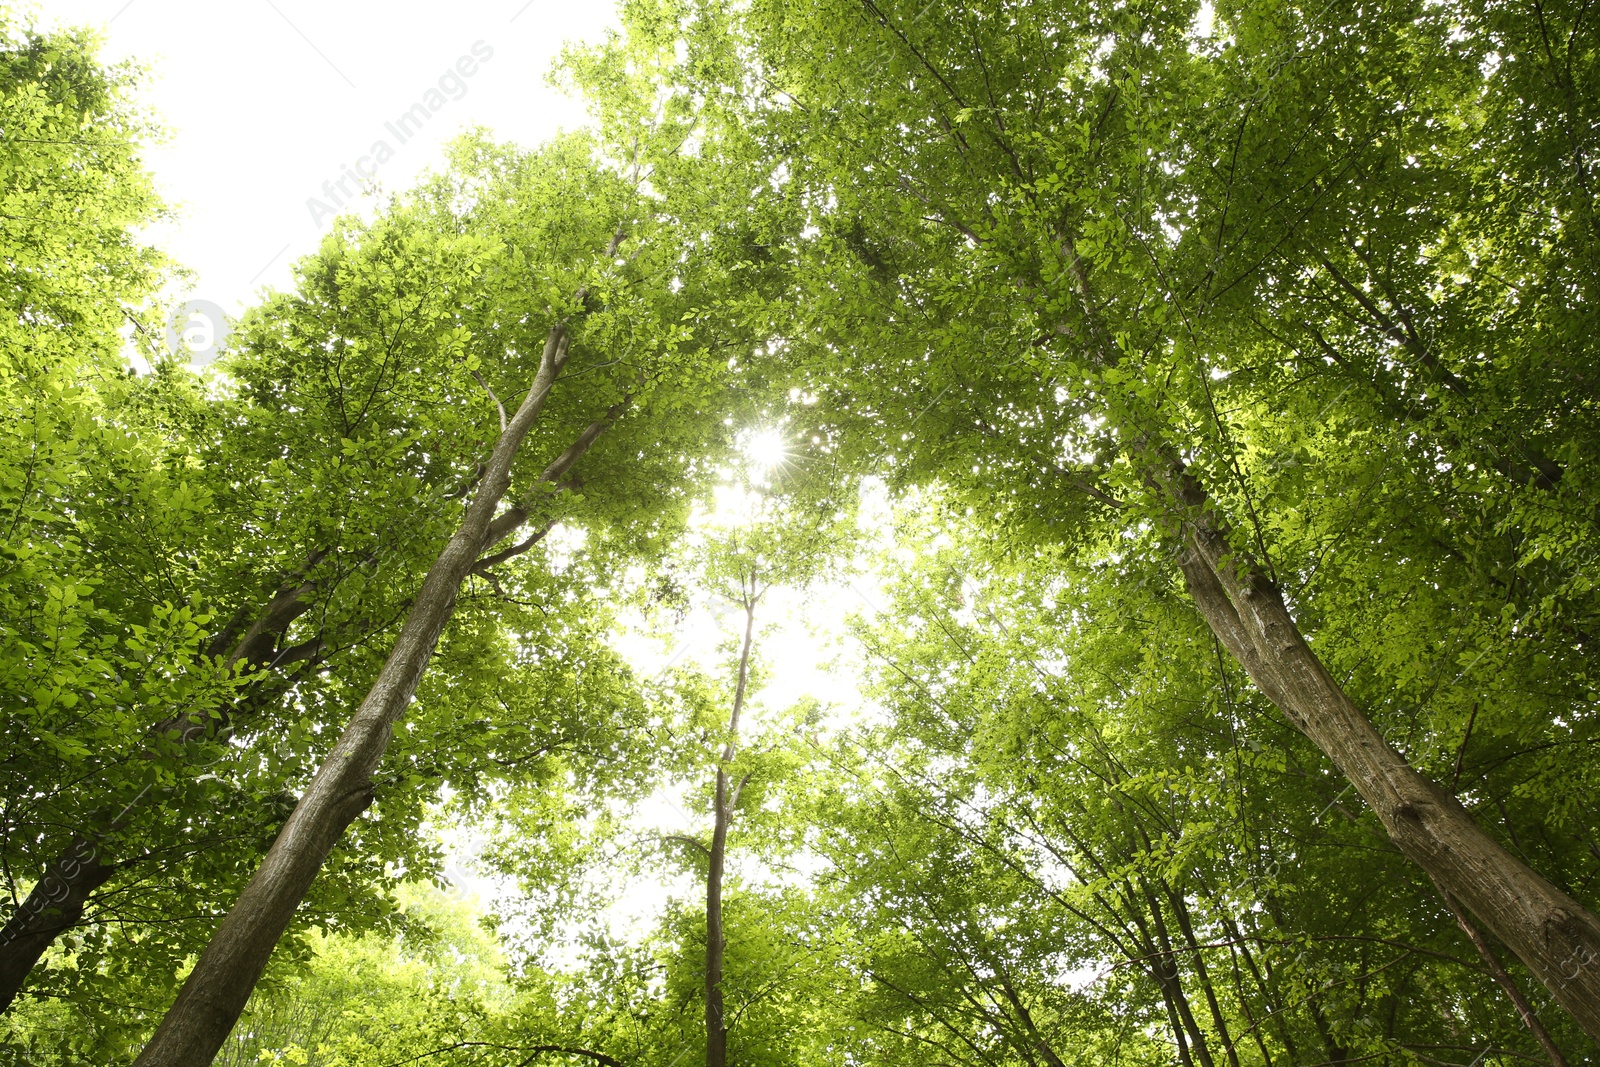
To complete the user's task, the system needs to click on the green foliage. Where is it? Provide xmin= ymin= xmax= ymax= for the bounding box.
xmin=5 ymin=0 xmax=1600 ymax=1063
xmin=209 ymin=882 xmax=509 ymax=1067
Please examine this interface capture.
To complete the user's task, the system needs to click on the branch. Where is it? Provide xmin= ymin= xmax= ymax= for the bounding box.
xmin=380 ymin=1042 xmax=625 ymax=1067
xmin=542 ymin=398 xmax=632 ymax=485
xmin=665 ymin=833 xmax=712 ymax=859
xmin=470 ymin=519 xmax=557 ymax=577
xmin=477 ymin=396 xmax=634 ymax=556
xmin=1451 ymin=702 xmax=1480 ymax=790
xmin=1430 ymin=877 xmax=1572 ymax=1067
xmin=472 ymin=370 xmax=508 ymax=432
xmin=268 ymin=636 xmax=325 ymax=670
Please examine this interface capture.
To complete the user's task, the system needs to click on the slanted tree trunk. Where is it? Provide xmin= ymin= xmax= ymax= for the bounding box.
xmin=1149 ymin=445 xmax=1600 ymax=1041
xmin=0 ymin=842 xmax=116 ymax=1010
xmin=706 ymin=578 xmax=757 ymax=1067
xmin=1055 ymin=241 xmax=1600 ymax=1041
xmin=131 ymin=324 xmax=580 ymax=1067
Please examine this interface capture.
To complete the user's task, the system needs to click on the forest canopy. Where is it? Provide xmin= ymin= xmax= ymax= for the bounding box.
xmin=2 ymin=0 xmax=1599 ymax=1064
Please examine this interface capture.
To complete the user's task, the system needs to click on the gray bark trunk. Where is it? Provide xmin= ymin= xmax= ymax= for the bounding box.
xmin=1149 ymin=449 xmax=1600 ymax=1042
xmin=0 ymin=842 xmax=115 ymax=1010
xmin=131 ymin=326 xmax=573 ymax=1066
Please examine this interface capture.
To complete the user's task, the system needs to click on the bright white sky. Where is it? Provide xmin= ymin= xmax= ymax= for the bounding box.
xmin=37 ymin=0 xmax=619 ymax=316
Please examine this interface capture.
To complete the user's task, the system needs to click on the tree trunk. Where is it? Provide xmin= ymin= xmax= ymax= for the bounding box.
xmin=0 ymin=841 xmax=115 ymax=1009
xmin=1141 ymin=876 xmax=1217 ymax=1067
xmin=1165 ymin=888 xmax=1242 ymax=1067
xmin=705 ymin=775 xmax=730 ymax=1067
xmin=1058 ymin=236 xmax=1600 ymax=1041
xmin=1148 ymin=446 xmax=1600 ymax=1042
xmin=706 ymin=584 xmax=756 ymax=1067
xmin=131 ymin=326 xmax=573 ymax=1067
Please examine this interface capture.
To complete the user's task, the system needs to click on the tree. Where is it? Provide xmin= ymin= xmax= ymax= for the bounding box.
xmin=0 ymin=12 xmax=249 ymax=1014
xmin=3 ymin=135 xmax=645 ymax=1030
xmin=665 ymin=458 xmax=848 ymax=1066
xmin=130 ymin=68 xmax=806 ymax=1058
xmin=827 ymin=492 xmax=1590 ymax=1064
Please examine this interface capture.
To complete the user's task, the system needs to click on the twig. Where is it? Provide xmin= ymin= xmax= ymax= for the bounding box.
xmin=471 ymin=370 xmax=507 ymax=431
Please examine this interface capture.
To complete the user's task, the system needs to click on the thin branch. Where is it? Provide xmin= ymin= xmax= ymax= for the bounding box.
xmin=472 ymin=370 xmax=508 ymax=432
xmin=380 ymin=1042 xmax=625 ymax=1067
xmin=1430 ymin=877 xmax=1571 ymax=1067
xmin=665 ymin=834 xmax=712 ymax=859
xmin=470 ymin=519 xmax=557 ymax=576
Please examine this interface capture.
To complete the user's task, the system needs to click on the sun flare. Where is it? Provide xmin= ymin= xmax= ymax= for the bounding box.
xmin=741 ymin=427 xmax=789 ymax=474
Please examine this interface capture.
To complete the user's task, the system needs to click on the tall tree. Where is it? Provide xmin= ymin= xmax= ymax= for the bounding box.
xmin=0 ymin=12 xmax=235 ymax=1014
xmin=694 ymin=506 xmax=839 ymax=1063
xmin=830 ymin=493 xmax=1590 ymax=1064
xmin=130 ymin=93 xmax=804 ymax=1059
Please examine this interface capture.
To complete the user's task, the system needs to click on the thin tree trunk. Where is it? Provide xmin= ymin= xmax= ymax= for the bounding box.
xmin=1214 ymin=911 xmax=1290 ymax=1065
xmin=1431 ymin=876 xmax=1572 ymax=1067
xmin=131 ymin=325 xmax=574 ymax=1067
xmin=1140 ymin=877 xmax=1217 ymax=1067
xmin=988 ymin=961 xmax=1069 ymax=1067
xmin=1166 ymin=888 xmax=1243 ymax=1067
xmin=1046 ymin=815 xmax=1203 ymax=1067
xmin=707 ymin=582 xmax=756 ymax=1067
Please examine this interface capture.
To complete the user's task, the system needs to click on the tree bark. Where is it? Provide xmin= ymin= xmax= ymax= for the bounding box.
xmin=706 ymin=581 xmax=756 ymax=1067
xmin=1165 ymin=887 xmax=1242 ymax=1067
xmin=1057 ymin=234 xmax=1600 ymax=1041
xmin=1140 ymin=876 xmax=1217 ymax=1067
xmin=131 ymin=325 xmax=574 ymax=1067
xmin=0 ymin=841 xmax=115 ymax=1010
xmin=1146 ymin=445 xmax=1600 ymax=1041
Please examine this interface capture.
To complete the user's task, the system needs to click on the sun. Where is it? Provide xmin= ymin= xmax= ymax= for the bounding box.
xmin=741 ymin=427 xmax=789 ymax=474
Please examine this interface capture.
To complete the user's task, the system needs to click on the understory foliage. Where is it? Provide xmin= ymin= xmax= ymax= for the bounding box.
xmin=2 ymin=0 xmax=1599 ymax=1063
